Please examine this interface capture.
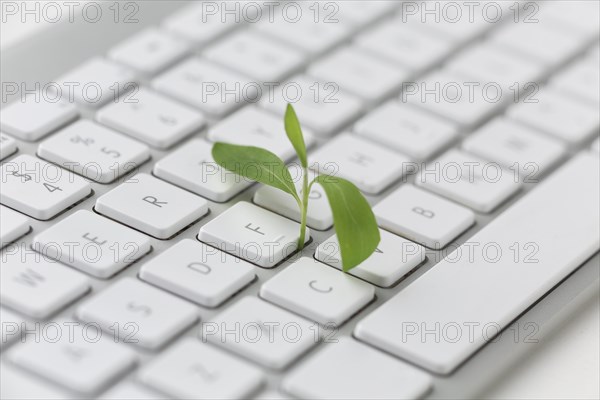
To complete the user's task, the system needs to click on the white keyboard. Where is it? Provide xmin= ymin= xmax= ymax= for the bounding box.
xmin=1 ymin=1 xmax=599 ymax=399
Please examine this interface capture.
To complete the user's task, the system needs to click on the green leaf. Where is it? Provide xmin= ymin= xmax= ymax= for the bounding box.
xmin=212 ymin=142 xmax=299 ymax=201
xmin=284 ymin=104 xmax=307 ymax=168
xmin=313 ymin=175 xmax=380 ymax=271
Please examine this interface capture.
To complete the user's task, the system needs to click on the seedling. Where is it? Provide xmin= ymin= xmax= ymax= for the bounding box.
xmin=212 ymin=104 xmax=380 ymax=271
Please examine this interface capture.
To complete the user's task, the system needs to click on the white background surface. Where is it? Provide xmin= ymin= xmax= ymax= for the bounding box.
xmin=1 ymin=4 xmax=599 ymax=399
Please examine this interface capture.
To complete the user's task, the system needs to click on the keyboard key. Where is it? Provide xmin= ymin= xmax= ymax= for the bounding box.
xmin=255 ymin=6 xmax=351 ymax=55
xmin=199 ymin=202 xmax=309 ymax=268
xmin=76 ymin=278 xmax=198 ymax=350
xmin=38 ymin=120 xmax=150 ymax=183
xmin=417 ymin=149 xmax=521 ymax=213
xmin=355 ymin=153 xmax=600 ymax=374
xmin=205 ymin=30 xmax=304 ymax=82
xmin=551 ymin=59 xmax=600 ymax=106
xmin=446 ymin=43 xmax=545 ymax=90
xmin=309 ymin=133 xmax=410 ymax=195
xmin=374 ymin=185 xmax=475 ymax=249
xmin=100 ymin=382 xmax=166 ymax=400
xmin=354 ymin=102 xmax=458 ymax=160
xmin=0 ymin=308 xmax=25 ymax=349
xmin=208 ymin=106 xmax=315 ymax=161
xmin=96 ymin=173 xmax=208 ymax=239
xmin=260 ymin=257 xmax=374 ymax=325
xmin=260 ymin=74 xmax=364 ymax=137
xmin=405 ymin=10 xmax=491 ymax=44
xmin=462 ymin=118 xmax=566 ymax=178
xmin=7 ymin=322 xmax=136 ymax=394
xmin=0 ymin=94 xmax=77 ymax=141
xmin=154 ymin=138 xmax=252 ymax=202
xmin=0 ymin=155 xmax=91 ymax=220
xmin=1 ymin=247 xmax=89 ymax=318
xmin=254 ymin=165 xmax=333 ymax=230
xmin=403 ymin=69 xmax=501 ymax=128
xmin=490 ymin=20 xmax=585 ymax=68
xmin=153 ymin=57 xmax=257 ymax=117
xmin=54 ymin=58 xmax=136 ymax=107
xmin=140 ymin=239 xmax=255 ymax=307
xmin=0 ymin=133 xmax=17 ymax=160
xmin=316 ymin=230 xmax=425 ymax=287
xmin=162 ymin=3 xmax=238 ymax=47
xmin=0 ymin=361 xmax=74 ymax=399
xmin=32 ymin=210 xmax=152 ymax=279
xmin=0 ymin=205 xmax=29 ymax=248
xmin=282 ymin=338 xmax=432 ymax=399
xmin=355 ymin=20 xmax=452 ymax=71
xmin=97 ymin=88 xmax=205 ymax=149
xmin=139 ymin=338 xmax=263 ymax=399
xmin=309 ymin=46 xmax=409 ymax=102
xmin=108 ymin=28 xmax=188 ymax=75
xmin=508 ymin=88 xmax=600 ymax=144
xmin=202 ymin=297 xmax=317 ymax=369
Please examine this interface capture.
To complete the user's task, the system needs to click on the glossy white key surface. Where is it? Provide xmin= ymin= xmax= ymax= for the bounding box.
xmin=282 ymin=338 xmax=432 ymax=400
xmin=0 ymin=308 xmax=25 ymax=349
xmin=375 ymin=184 xmax=475 ymax=249
xmin=490 ymin=20 xmax=585 ymax=68
xmin=76 ymin=278 xmax=198 ymax=350
xmin=417 ymin=149 xmax=522 ymax=213
xmin=309 ymin=46 xmax=409 ymax=102
xmin=542 ymin=1 xmax=600 ymax=39
xmin=404 ymin=69 xmax=500 ymax=128
xmin=97 ymin=88 xmax=205 ymax=149
xmin=208 ymin=106 xmax=315 ymax=161
xmin=260 ymin=75 xmax=364 ymax=137
xmin=139 ymin=338 xmax=263 ymax=399
xmin=108 ymin=28 xmax=188 ymax=75
xmin=38 ymin=120 xmax=150 ymax=183
xmin=309 ymin=133 xmax=410 ymax=194
xmin=0 ymin=133 xmax=17 ymax=160
xmin=446 ymin=43 xmax=545 ymax=90
xmin=462 ymin=118 xmax=566 ymax=178
xmin=198 ymin=202 xmax=309 ymax=268
xmin=0 ymin=205 xmax=29 ymax=248
xmin=354 ymin=102 xmax=458 ymax=160
xmin=202 ymin=296 xmax=317 ymax=369
xmin=254 ymin=165 xmax=333 ymax=231
xmin=551 ymin=59 xmax=600 ymax=106
xmin=154 ymin=138 xmax=252 ymax=202
xmin=355 ymin=153 xmax=600 ymax=374
xmin=204 ymin=30 xmax=304 ymax=82
xmin=316 ymin=230 xmax=426 ymax=287
xmin=152 ymin=57 xmax=256 ymax=117
xmin=100 ymin=382 xmax=166 ymax=400
xmin=32 ymin=210 xmax=152 ymax=279
xmin=140 ymin=239 xmax=255 ymax=307
xmin=0 ymin=155 xmax=91 ymax=220
xmin=54 ymin=58 xmax=136 ymax=107
xmin=261 ymin=257 xmax=374 ymax=326
xmin=162 ymin=3 xmax=238 ymax=46
xmin=96 ymin=173 xmax=208 ymax=239
xmin=7 ymin=322 xmax=136 ymax=394
xmin=355 ymin=20 xmax=452 ymax=71
xmin=255 ymin=8 xmax=351 ymax=55
xmin=508 ymin=88 xmax=600 ymax=144
xmin=0 ymin=95 xmax=77 ymax=141
xmin=1 ymin=249 xmax=89 ymax=318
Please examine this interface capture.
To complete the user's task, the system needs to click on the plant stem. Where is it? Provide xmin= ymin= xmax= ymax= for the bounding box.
xmin=297 ymin=166 xmax=309 ymax=250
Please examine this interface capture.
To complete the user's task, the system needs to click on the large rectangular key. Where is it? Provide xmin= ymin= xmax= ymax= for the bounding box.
xmin=355 ymin=153 xmax=600 ymax=374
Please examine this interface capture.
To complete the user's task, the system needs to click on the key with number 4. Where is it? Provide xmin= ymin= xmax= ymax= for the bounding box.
xmin=0 ymin=155 xmax=91 ymax=220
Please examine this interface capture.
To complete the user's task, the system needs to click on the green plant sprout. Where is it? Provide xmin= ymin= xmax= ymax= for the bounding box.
xmin=212 ymin=104 xmax=380 ymax=271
